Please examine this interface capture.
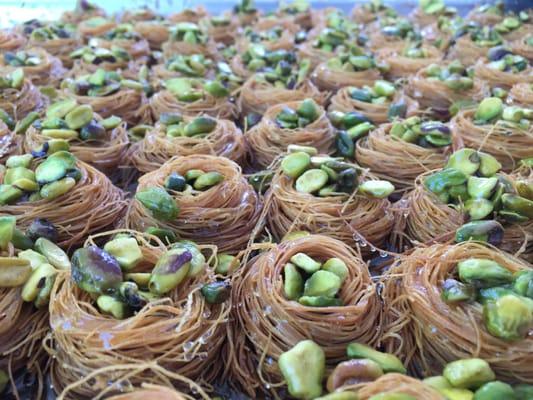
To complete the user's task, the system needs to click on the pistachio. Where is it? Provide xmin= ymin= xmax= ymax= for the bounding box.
xmin=201 ymin=281 xmax=231 ymax=304
xmin=0 ymin=184 xmax=23 ymax=205
xmin=290 ymin=253 xmax=321 ymax=273
xmin=35 ymin=237 xmax=70 ymax=270
xmin=11 ymin=229 xmax=33 ymax=250
xmin=34 ymin=274 xmax=56 ymax=308
xmin=215 ymin=254 xmax=238 ymax=275
xmin=148 ymin=248 xmax=192 ymax=294
xmin=125 ymin=272 xmax=151 ymax=288
xmin=455 ymin=220 xmax=504 ymax=246
xmin=185 ymin=169 xmax=204 ymax=181
xmin=443 ymin=358 xmax=495 ymax=390
xmin=284 ymin=262 xmax=304 ymax=300
xmin=164 ymin=173 xmax=187 ymax=192
xmin=458 ymin=258 xmax=513 ymax=288
xmin=71 ymin=246 xmax=123 ymax=295
xmin=14 ymin=112 xmax=39 ymax=135
xmin=21 ymin=263 xmax=57 ymax=302
xmin=97 ymin=295 xmax=130 ymax=319
xmin=502 ymin=194 xmax=533 ymax=219
xmin=439 ymin=388 xmax=475 ymax=400
xmin=298 ymin=296 xmax=342 ymax=307
xmin=0 ymin=216 xmax=15 ymax=251
xmin=204 ymin=80 xmax=229 ymax=98
xmin=282 ymin=152 xmax=311 ymax=178
xmin=40 ymin=177 xmax=76 ymax=200
xmin=484 ymin=294 xmax=533 ymax=341
xmin=322 ymin=258 xmax=349 ymax=281
xmin=282 ymin=231 xmax=311 ymax=242
xmin=423 ymin=376 xmax=453 ymax=390
xmin=279 ymin=340 xmax=325 ymax=400
xmin=0 ymin=257 xmax=32 ymax=287
xmin=64 ymin=105 xmax=93 ymax=130
xmin=6 ymin=154 xmax=33 ymax=169
xmin=441 ymin=279 xmax=475 ymax=303
xmin=478 ymin=153 xmax=501 ymax=177
xmin=358 ymin=180 xmax=394 ymax=199
xmin=145 ymin=227 xmax=176 ymax=244
xmin=18 ymin=249 xmax=47 ymax=270
xmin=474 ymin=98 xmax=503 ymax=123
xmin=465 ymin=198 xmax=494 ymax=220
xmin=135 ymin=187 xmax=179 ymax=221
xmin=171 ymin=241 xmax=205 ymax=277
xmin=184 ymin=116 xmax=217 ymax=136
xmin=467 ymin=177 xmax=498 ymax=199
xmin=513 ymin=271 xmax=533 ymax=299
xmin=425 ymin=169 xmax=467 ymax=194
xmin=46 ymin=99 xmax=77 ymax=119
xmin=103 ymin=237 xmax=143 ymax=271
xmin=327 ymin=359 xmax=383 ymax=392
xmin=304 ymin=270 xmax=342 ymax=297
xmin=297 ymin=99 xmax=319 ymax=122
xmin=347 ymin=343 xmax=406 ymax=374
xmin=473 ymin=381 xmax=516 ymax=400
xmin=446 ymin=149 xmax=480 ymax=176
xmin=336 ymin=131 xmax=355 ymax=158
xmin=193 ymin=171 xmax=224 ymax=190
xmin=35 ymin=151 xmax=76 ymax=184
xmin=295 ymin=169 xmax=328 ymax=194
xmin=515 ymin=384 xmax=533 ymax=400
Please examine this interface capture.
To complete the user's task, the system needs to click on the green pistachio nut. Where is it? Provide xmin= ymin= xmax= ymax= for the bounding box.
xmin=215 ymin=253 xmax=238 ymax=275
xmin=424 ymin=168 xmax=467 ymax=194
xmin=18 ymin=249 xmax=47 ymax=270
xmin=0 ymin=216 xmax=16 ymax=251
xmin=193 ymin=171 xmax=224 ymax=190
xmin=290 ymin=253 xmax=322 ymax=273
xmin=35 ymin=151 xmax=76 ymax=184
xmin=441 ymin=278 xmax=475 ymax=303
xmin=21 ymin=262 xmax=56 ymax=301
xmin=295 ymin=169 xmax=329 ymax=194
xmin=297 ymin=99 xmax=319 ymax=122
xmin=467 ymin=176 xmax=498 ymax=199
xmin=282 ymin=152 xmax=312 ymax=178
xmin=439 ymin=388 xmax=475 ymax=400
xmin=446 ymin=149 xmax=481 ymax=176
xmin=502 ymin=194 xmax=533 ymax=219
xmin=278 ymin=340 xmax=325 ymax=400
xmin=97 ymin=295 xmax=130 ymax=319
xmin=484 ymin=294 xmax=533 ymax=341
xmin=473 ymin=381 xmax=516 ymax=400
xmin=304 ymin=270 xmax=342 ymax=297
xmin=515 ymin=384 xmax=533 ymax=400
xmin=346 ymin=343 xmax=406 ymax=374
xmin=103 ymin=237 xmax=143 ymax=271
xmin=358 ymin=180 xmax=395 ymax=199
xmin=46 ymin=99 xmax=77 ymax=119
xmin=27 ymin=218 xmax=58 ymax=242
xmin=458 ymin=258 xmax=513 ymax=288
xmin=164 ymin=172 xmax=187 ymax=192
xmin=0 ymin=257 xmax=32 ymax=287
xmin=40 ymin=177 xmax=76 ymax=200
xmin=322 ymin=258 xmax=349 ymax=282
xmin=135 ymin=187 xmax=179 ymax=221
xmin=184 ymin=116 xmax=217 ymax=136
xmin=171 ymin=241 xmax=206 ymax=277
xmin=201 ymin=280 xmax=231 ymax=304
xmin=6 ymin=154 xmax=33 ymax=168
xmin=423 ymin=376 xmax=452 ymax=390
xmin=148 ymin=248 xmax=192 ymax=294
xmin=298 ymin=295 xmax=342 ymax=307
xmin=443 ymin=358 xmax=495 ymax=390
xmin=336 ymin=131 xmax=355 ymax=158
xmin=474 ymin=98 xmax=503 ymax=123
xmin=465 ymin=198 xmax=494 ymax=220
xmin=513 ymin=271 xmax=533 ymax=299
xmin=71 ymin=245 xmax=123 ymax=295
xmin=35 ymin=237 xmax=70 ymax=270
xmin=455 ymin=220 xmax=504 ymax=246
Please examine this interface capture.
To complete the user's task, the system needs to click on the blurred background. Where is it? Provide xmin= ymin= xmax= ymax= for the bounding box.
xmin=0 ymin=0 xmax=529 ymax=26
